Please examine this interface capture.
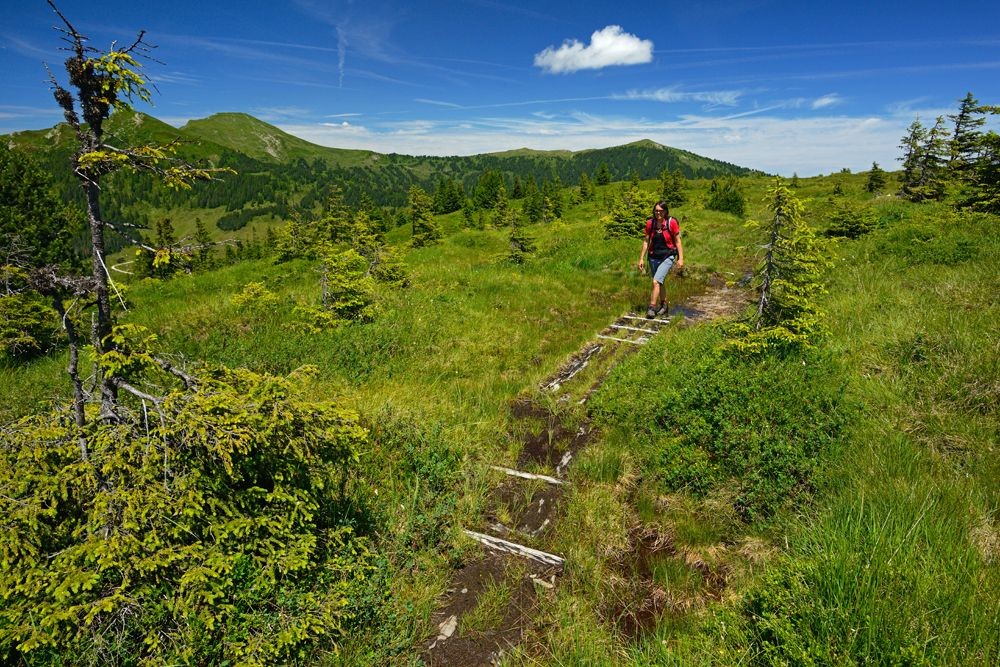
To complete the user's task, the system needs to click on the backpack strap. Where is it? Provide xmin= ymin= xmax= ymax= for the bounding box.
xmin=665 ymin=217 xmax=679 ymax=249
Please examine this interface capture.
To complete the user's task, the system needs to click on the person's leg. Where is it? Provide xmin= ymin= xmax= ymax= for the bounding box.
xmin=652 ymin=257 xmax=675 ymax=314
xmin=650 ymin=280 xmax=661 ymax=305
xmin=647 ymin=257 xmax=663 ymax=316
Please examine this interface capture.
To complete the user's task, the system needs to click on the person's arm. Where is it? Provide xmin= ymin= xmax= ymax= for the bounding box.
xmin=675 ymin=233 xmax=684 ymax=268
xmin=638 ymin=236 xmax=649 ymax=271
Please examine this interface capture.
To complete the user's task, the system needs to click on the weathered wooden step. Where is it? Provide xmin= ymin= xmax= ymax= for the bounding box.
xmin=463 ymin=529 xmax=565 ymax=567
xmin=597 ymin=334 xmax=646 ymax=345
xmin=491 ymin=465 xmax=566 ymax=486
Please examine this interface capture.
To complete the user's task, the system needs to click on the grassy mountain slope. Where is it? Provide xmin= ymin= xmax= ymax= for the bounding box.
xmin=181 ymin=112 xmax=379 ymax=166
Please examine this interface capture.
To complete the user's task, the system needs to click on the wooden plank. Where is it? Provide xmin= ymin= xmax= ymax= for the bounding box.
xmin=597 ymin=334 xmax=645 ymax=345
xmin=621 ymin=314 xmax=670 ymax=323
xmin=463 ymin=529 xmax=565 ymax=567
xmin=610 ymin=324 xmax=657 ymax=334
xmin=491 ymin=465 xmax=566 ymax=486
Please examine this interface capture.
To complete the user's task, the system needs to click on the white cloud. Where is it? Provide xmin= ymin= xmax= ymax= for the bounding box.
xmin=280 ymin=108 xmax=913 ymax=176
xmin=614 ymin=87 xmax=742 ymax=107
xmin=534 ymin=25 xmax=653 ymax=74
xmin=812 ymin=93 xmax=843 ymax=109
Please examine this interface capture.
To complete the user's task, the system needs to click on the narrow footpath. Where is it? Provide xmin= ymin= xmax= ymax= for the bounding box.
xmin=422 ymin=282 xmax=749 ymax=666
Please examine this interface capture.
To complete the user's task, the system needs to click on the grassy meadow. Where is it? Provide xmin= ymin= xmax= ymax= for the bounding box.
xmin=2 ymin=172 xmax=998 ymax=664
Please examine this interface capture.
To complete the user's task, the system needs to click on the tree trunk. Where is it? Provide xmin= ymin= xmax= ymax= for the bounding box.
xmin=84 ymin=179 xmax=118 ymax=415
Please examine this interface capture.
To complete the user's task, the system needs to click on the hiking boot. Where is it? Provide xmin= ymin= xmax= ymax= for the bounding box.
xmin=646 ymin=306 xmax=656 ymax=319
xmin=655 ymin=303 xmax=668 ymax=317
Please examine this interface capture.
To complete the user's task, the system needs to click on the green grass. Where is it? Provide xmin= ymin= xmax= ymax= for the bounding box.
xmin=5 ymin=172 xmax=998 ymax=664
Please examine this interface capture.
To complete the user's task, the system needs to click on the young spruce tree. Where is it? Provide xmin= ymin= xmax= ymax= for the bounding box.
xmin=727 ymin=179 xmax=830 ymax=353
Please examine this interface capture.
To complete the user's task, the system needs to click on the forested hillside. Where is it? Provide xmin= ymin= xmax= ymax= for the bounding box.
xmin=4 ymin=111 xmax=754 ymax=249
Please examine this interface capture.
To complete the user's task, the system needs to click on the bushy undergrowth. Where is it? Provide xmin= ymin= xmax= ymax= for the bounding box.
xmin=0 ymin=362 xmax=373 ymax=665
xmin=875 ymin=207 xmax=986 ymax=265
xmin=591 ymin=331 xmax=848 ymax=521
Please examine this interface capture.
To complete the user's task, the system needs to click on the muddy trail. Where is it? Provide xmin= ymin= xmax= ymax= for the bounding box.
xmin=421 ymin=282 xmax=749 ymax=666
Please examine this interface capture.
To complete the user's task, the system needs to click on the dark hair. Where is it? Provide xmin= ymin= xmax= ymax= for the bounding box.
xmin=653 ymin=200 xmax=669 ymax=231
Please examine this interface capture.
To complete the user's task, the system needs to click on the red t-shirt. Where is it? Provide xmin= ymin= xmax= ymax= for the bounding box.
xmin=645 ymin=217 xmax=679 ymax=259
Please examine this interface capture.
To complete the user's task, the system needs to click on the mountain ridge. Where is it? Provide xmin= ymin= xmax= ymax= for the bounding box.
xmin=5 ymin=110 xmax=757 ymax=175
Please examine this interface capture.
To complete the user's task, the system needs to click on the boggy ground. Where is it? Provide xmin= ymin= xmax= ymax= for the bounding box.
xmin=421 ymin=280 xmax=749 ymax=666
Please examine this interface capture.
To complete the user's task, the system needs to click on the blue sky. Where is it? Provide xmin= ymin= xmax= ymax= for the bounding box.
xmin=3 ymin=0 xmax=999 ymax=174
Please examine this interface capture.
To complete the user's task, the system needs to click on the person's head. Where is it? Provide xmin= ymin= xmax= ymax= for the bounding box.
xmin=653 ymin=201 xmax=669 ymax=228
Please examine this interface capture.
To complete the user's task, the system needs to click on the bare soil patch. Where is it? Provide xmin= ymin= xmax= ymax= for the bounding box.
xmin=486 ymin=479 xmax=564 ymax=538
xmin=423 ymin=554 xmax=556 ymax=666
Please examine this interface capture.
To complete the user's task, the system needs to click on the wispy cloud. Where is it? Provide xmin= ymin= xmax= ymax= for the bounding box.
xmin=336 ymin=25 xmax=346 ymax=87
xmin=252 ymin=106 xmax=314 ymax=121
xmin=414 ymin=98 xmax=464 ymax=109
xmin=281 ymin=107 xmax=912 ymax=176
xmin=534 ymin=25 xmax=653 ymax=74
xmin=613 ymin=87 xmax=742 ymax=107
xmin=1 ymin=34 xmax=55 ymax=59
xmin=812 ymin=93 xmax=843 ymax=109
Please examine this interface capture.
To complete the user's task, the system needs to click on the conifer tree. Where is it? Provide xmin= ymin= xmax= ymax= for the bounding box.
xmin=949 ymin=92 xmax=987 ymax=179
xmin=578 ymin=171 xmax=594 ymax=200
xmin=898 ymin=117 xmax=949 ymax=201
xmin=1 ymin=7 xmax=370 ymax=665
xmin=36 ymin=1 xmax=226 ymax=421
xmin=866 ymin=162 xmax=887 ymax=193
xmin=409 ymin=185 xmax=441 ymax=246
xmin=727 ymin=179 xmax=830 ymax=353
xmin=707 ymin=177 xmax=747 ymax=216
xmin=473 ymin=168 xmax=506 ymax=209
xmin=602 ymin=184 xmax=655 ymax=238
xmin=507 ymin=213 xmax=536 ymax=264
xmin=462 ymin=198 xmax=476 ymax=228
xmin=523 ymin=177 xmax=543 ymax=223
xmin=316 ymin=185 xmax=352 ymax=243
xmin=541 ymin=178 xmax=563 ymax=219
xmin=596 ymin=162 xmax=612 ymax=185
xmin=194 ymin=217 xmax=214 ymax=267
xmin=491 ymin=183 xmax=512 ymax=227
xmin=512 ymin=174 xmax=524 ymax=199
xmin=660 ymin=168 xmax=687 ymax=206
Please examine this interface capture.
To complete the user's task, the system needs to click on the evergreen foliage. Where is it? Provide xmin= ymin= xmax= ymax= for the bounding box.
xmin=727 ymin=179 xmax=830 ymax=353
xmin=0 ymin=352 xmax=371 ymax=664
xmin=602 ymin=184 xmax=655 ymax=239
xmin=578 ymin=171 xmax=595 ymax=201
xmin=431 ymin=175 xmax=465 ymax=214
xmin=506 ymin=217 xmax=536 ymax=265
xmin=866 ymin=161 xmax=887 ymax=193
xmin=595 ymin=162 xmax=612 ymax=185
xmin=898 ymin=117 xmax=949 ymax=201
xmin=706 ymin=177 xmax=747 ymax=216
xmin=522 ymin=177 xmax=543 ymax=223
xmin=948 ymin=92 xmax=987 ymax=179
xmin=472 ymin=169 xmax=507 ymax=210
xmin=825 ymin=200 xmax=881 ymax=239
xmin=0 ymin=267 xmax=61 ymax=359
xmin=0 ymin=144 xmax=82 ymax=270
xmin=409 ymin=185 xmax=441 ymax=247
xmin=660 ymin=168 xmax=687 ymax=206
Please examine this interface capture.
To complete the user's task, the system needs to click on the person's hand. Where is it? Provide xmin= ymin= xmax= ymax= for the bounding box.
xmin=638 ymin=260 xmax=645 ymax=272
xmin=676 ymin=258 xmax=684 ymax=269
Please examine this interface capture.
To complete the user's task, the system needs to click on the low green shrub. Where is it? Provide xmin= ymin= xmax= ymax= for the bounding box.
xmin=0 ymin=360 xmax=372 ymax=665
xmin=0 ymin=290 xmax=61 ymax=359
xmin=824 ymin=200 xmax=881 ymax=239
xmin=875 ymin=210 xmax=984 ymax=265
xmin=591 ymin=332 xmax=848 ymax=520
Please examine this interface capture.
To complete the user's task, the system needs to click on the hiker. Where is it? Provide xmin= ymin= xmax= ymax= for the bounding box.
xmin=637 ymin=201 xmax=684 ymax=318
